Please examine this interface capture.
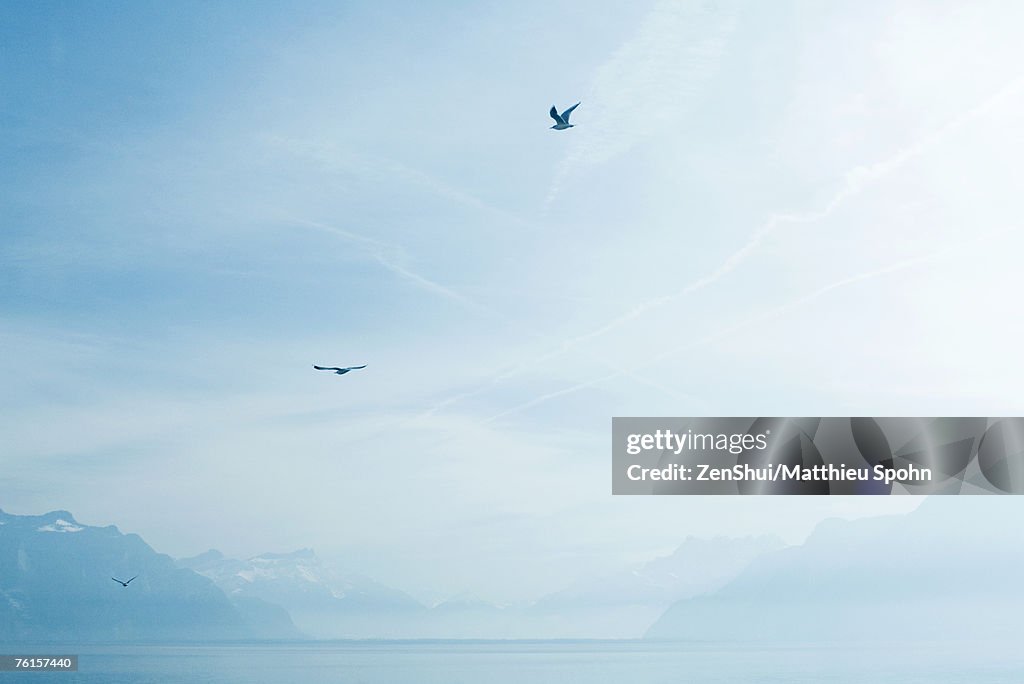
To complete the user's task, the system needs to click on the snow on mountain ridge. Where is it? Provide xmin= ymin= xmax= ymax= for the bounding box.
xmin=177 ymin=548 xmax=425 ymax=639
xmin=37 ymin=519 xmax=84 ymax=533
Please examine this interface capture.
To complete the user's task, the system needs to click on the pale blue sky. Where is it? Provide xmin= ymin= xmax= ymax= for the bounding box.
xmin=3 ymin=0 xmax=1024 ymax=602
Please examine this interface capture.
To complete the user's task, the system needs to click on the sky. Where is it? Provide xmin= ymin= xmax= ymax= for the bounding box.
xmin=3 ymin=0 xmax=1024 ymax=604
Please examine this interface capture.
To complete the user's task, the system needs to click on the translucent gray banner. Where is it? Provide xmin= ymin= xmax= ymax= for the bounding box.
xmin=0 ymin=655 xmax=78 ymax=672
xmin=612 ymin=417 xmax=1024 ymax=495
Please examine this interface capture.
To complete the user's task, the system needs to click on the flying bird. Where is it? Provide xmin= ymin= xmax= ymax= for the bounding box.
xmin=111 ymin=576 xmax=137 ymax=587
xmin=313 ymin=364 xmax=367 ymax=375
xmin=549 ymin=102 xmax=580 ymax=130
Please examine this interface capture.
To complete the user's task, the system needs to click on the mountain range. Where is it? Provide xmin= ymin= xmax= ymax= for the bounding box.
xmin=0 ymin=509 xmax=300 ymax=641
xmin=526 ymin=535 xmax=784 ymax=638
xmin=178 ymin=548 xmax=425 ymax=638
xmin=8 ymin=499 xmax=1013 ymax=643
xmin=646 ymin=496 xmax=1024 ymax=642
xmin=0 ymin=507 xmax=787 ymax=640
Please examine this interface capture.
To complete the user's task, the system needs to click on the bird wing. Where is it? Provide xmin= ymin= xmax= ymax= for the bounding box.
xmin=126 ymin=576 xmax=137 ymax=584
xmin=111 ymin=577 xmax=124 ymax=584
xmin=549 ymin=106 xmax=565 ymax=125
xmin=314 ymin=366 xmax=341 ymax=371
xmin=344 ymin=365 xmax=367 ymax=371
xmin=560 ymin=102 xmax=580 ymax=123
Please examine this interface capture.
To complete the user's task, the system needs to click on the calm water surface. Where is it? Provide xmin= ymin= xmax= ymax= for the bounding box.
xmin=6 ymin=640 xmax=1023 ymax=683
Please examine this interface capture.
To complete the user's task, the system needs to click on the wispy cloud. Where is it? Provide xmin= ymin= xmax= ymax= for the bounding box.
xmin=287 ymin=219 xmax=695 ymax=421
xmin=286 ymin=217 xmax=482 ymax=310
xmin=413 ymin=0 xmax=741 ymax=419
xmin=431 ymin=74 xmax=1024 ymax=421
xmin=545 ymin=0 xmax=739 ymax=210
xmin=551 ymin=73 xmax=1024 ymax=350
xmin=267 ymin=136 xmax=540 ymax=235
xmin=482 ymin=245 xmax=964 ymax=423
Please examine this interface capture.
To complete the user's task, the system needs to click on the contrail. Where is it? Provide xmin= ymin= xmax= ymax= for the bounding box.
xmin=287 ymin=217 xmax=482 ymax=310
xmin=553 ymin=74 xmax=1024 ymax=352
xmin=545 ymin=0 xmax=737 ymax=212
xmin=482 ymin=246 xmax=963 ymax=424
xmin=267 ymin=136 xmax=541 ymax=236
xmin=286 ymin=218 xmax=694 ymax=411
xmin=432 ymin=75 xmax=1024 ymax=419
xmin=414 ymin=354 xmax=702 ymax=423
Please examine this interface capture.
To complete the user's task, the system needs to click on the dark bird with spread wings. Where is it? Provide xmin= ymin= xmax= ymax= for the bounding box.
xmin=111 ymin=576 xmax=137 ymax=587
xmin=550 ymin=102 xmax=580 ymax=130
xmin=313 ymin=364 xmax=367 ymax=375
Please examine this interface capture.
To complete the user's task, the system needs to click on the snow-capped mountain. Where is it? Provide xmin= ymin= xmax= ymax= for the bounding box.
xmin=179 ymin=548 xmax=425 ymax=638
xmin=0 ymin=507 xmax=792 ymax=641
xmin=0 ymin=509 xmax=300 ymax=641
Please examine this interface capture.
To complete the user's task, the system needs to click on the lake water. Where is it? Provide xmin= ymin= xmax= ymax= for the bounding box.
xmin=5 ymin=640 xmax=1023 ymax=683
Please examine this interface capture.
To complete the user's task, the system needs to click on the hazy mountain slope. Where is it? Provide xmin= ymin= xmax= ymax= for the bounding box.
xmin=539 ymin=535 xmax=785 ymax=607
xmin=646 ymin=497 xmax=1024 ymax=642
xmin=525 ymin=535 xmax=785 ymax=638
xmin=179 ymin=548 xmax=425 ymax=638
xmin=0 ymin=509 xmax=301 ymax=641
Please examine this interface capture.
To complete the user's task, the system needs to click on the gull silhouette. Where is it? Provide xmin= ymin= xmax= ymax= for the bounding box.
xmin=111 ymin=576 xmax=137 ymax=587
xmin=313 ymin=364 xmax=367 ymax=375
xmin=549 ymin=102 xmax=580 ymax=130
